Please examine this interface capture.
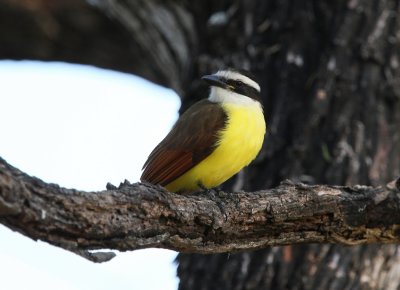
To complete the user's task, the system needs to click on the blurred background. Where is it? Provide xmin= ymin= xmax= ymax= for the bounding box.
xmin=0 ymin=60 xmax=180 ymax=290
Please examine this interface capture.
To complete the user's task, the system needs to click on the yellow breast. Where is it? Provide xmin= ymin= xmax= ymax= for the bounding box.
xmin=166 ymin=102 xmax=266 ymax=193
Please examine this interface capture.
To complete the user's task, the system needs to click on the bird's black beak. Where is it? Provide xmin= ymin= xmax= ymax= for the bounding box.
xmin=201 ymin=75 xmax=233 ymax=90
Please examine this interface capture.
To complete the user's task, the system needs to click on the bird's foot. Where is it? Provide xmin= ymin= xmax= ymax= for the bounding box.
xmin=196 ymin=182 xmax=240 ymax=204
xmin=196 ymin=182 xmax=227 ymax=217
xmin=196 ymin=182 xmax=225 ymax=197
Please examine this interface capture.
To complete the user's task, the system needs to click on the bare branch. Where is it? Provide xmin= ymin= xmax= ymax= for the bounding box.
xmin=0 ymin=0 xmax=195 ymax=93
xmin=1 ymin=156 xmax=399 ymax=263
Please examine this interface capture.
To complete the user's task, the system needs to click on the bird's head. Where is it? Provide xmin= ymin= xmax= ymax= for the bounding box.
xmin=202 ymin=69 xmax=261 ymax=105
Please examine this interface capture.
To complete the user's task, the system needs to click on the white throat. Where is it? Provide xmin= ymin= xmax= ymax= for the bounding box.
xmin=208 ymin=87 xmax=262 ymax=108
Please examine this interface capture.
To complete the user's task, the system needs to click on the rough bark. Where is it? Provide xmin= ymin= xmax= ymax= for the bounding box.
xmin=1 ymin=156 xmax=400 ymax=263
xmin=1 ymin=0 xmax=400 ymax=289
xmin=177 ymin=1 xmax=400 ymax=290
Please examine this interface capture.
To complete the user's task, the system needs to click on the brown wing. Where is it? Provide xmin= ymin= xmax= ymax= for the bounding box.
xmin=141 ymin=99 xmax=227 ymax=186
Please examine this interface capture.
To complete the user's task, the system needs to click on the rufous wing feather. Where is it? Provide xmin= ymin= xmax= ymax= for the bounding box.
xmin=141 ymin=99 xmax=227 ymax=186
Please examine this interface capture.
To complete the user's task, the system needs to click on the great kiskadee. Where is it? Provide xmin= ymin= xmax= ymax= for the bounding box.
xmin=141 ymin=68 xmax=266 ymax=193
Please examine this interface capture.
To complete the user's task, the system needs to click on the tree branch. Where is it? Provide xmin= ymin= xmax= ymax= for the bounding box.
xmin=1 ymin=156 xmax=399 ymax=263
xmin=0 ymin=0 xmax=196 ymax=93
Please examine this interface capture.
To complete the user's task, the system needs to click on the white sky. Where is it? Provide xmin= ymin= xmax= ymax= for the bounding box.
xmin=0 ymin=60 xmax=181 ymax=290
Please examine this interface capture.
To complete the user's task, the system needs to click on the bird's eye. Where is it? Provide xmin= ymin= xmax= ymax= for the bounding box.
xmin=235 ymin=80 xmax=244 ymax=86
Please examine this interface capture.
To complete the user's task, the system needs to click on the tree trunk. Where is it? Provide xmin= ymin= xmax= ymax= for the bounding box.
xmin=178 ymin=1 xmax=400 ymax=289
xmin=1 ymin=0 xmax=400 ymax=289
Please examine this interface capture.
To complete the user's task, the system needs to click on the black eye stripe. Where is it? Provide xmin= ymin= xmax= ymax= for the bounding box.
xmin=223 ymin=78 xmax=247 ymax=88
xmin=217 ymin=77 xmax=261 ymax=102
xmin=235 ymin=86 xmax=261 ymax=101
xmin=222 ymin=78 xmax=257 ymax=91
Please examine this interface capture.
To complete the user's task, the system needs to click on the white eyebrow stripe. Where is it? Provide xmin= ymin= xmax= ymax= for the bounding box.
xmin=215 ymin=70 xmax=261 ymax=92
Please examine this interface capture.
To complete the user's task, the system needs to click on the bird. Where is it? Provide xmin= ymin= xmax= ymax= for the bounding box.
xmin=141 ymin=68 xmax=266 ymax=193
